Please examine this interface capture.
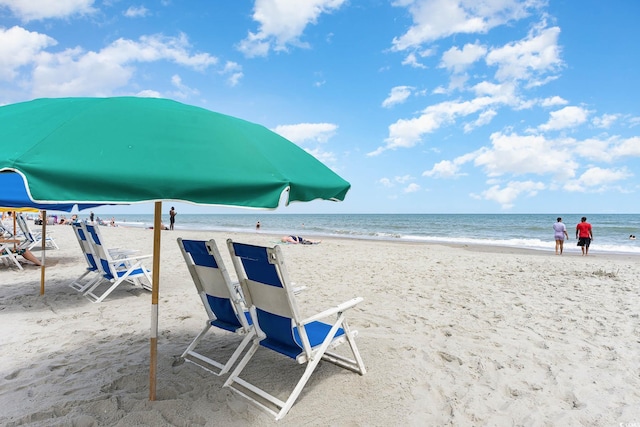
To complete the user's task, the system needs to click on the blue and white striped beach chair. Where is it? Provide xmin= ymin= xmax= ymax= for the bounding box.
xmin=83 ymin=223 xmax=152 ymax=303
xmin=177 ymin=238 xmax=255 ymax=376
xmin=16 ymin=213 xmax=58 ymax=250
xmin=224 ymin=239 xmax=366 ymax=420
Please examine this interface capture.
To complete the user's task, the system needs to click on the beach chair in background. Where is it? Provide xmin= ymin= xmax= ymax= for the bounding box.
xmin=16 ymin=213 xmax=58 ymax=250
xmin=0 ymin=222 xmax=15 ymax=238
xmin=69 ymin=222 xmax=138 ymax=292
xmin=177 ymin=238 xmax=255 ymax=376
xmin=69 ymin=222 xmax=103 ymax=292
xmin=82 ymin=223 xmax=152 ymax=303
xmin=224 ymin=239 xmax=366 ymax=420
xmin=0 ymin=239 xmax=23 ymax=270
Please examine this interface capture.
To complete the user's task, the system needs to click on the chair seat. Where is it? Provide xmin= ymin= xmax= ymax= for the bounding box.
xmin=212 ymin=312 xmax=253 ymax=332
xmin=260 ymin=321 xmax=345 ymax=359
xmin=114 ymin=267 xmax=148 ymax=279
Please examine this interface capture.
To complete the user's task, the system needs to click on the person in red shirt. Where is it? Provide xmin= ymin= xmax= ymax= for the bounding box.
xmin=575 ymin=216 xmax=593 ymax=256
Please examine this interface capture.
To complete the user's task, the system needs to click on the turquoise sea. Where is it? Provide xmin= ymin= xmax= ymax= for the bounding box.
xmin=85 ymin=213 xmax=640 ymax=255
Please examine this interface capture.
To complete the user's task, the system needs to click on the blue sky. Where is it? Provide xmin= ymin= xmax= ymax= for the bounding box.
xmin=1 ymin=0 xmax=639 ymax=214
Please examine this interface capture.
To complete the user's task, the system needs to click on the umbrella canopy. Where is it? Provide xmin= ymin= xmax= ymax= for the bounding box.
xmin=0 ymin=96 xmax=350 ymax=401
xmin=0 ymin=97 xmax=349 ymax=206
xmin=0 ymin=171 xmax=101 ymax=212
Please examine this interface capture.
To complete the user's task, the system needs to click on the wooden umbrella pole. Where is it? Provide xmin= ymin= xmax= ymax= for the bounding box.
xmin=149 ymin=201 xmax=162 ymax=401
xmin=40 ymin=210 xmax=46 ymax=295
xmin=12 ymin=213 xmax=17 ymax=249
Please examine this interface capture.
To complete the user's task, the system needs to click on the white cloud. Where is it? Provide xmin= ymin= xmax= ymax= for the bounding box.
xmin=124 ymin=6 xmax=150 ymax=18
xmin=0 ymin=0 xmax=96 ymax=21
xmin=540 ymin=95 xmax=568 ymax=107
xmin=629 ymin=117 xmax=640 ymax=128
xmin=135 ymin=89 xmax=161 ymax=97
xmin=404 ymin=183 xmax=421 ymax=193
xmin=569 ymin=135 xmax=640 ymax=163
xmin=464 ymin=109 xmax=496 ymax=132
xmin=592 ymin=113 xmax=618 ymax=129
xmin=28 ymin=33 xmax=217 ymax=97
xmin=539 ymin=105 xmax=589 ymax=131
xmin=401 ymin=52 xmax=427 ymax=68
xmin=485 ymin=23 xmax=563 ymax=84
xmin=391 ymin=0 xmax=539 ymax=51
xmin=440 ymin=42 xmax=487 ymax=73
xmin=238 ymin=0 xmax=346 ymax=57
xmin=379 ymin=178 xmax=393 ymax=188
xmin=572 ymin=137 xmax=613 ymax=162
xmin=0 ymin=26 xmax=56 ymax=81
xmin=169 ymin=74 xmax=199 ymax=99
xmin=395 ymin=175 xmax=414 ymax=184
xmin=423 ymin=160 xmax=462 ymax=178
xmin=609 ymin=136 xmax=640 ymax=158
xmin=378 ymin=175 xmax=416 ymax=187
xmin=474 ymin=132 xmax=577 ymax=179
xmin=474 ymin=180 xmax=545 ymax=209
xmin=272 ymin=122 xmax=337 ymax=144
xmin=220 ymin=61 xmax=243 ymax=86
xmin=423 ymin=151 xmax=475 ymax=178
xmin=382 ymin=86 xmax=414 ymax=108
xmin=305 ymin=146 xmax=336 ymax=164
xmin=470 ymin=81 xmax=516 ymax=101
xmin=564 ymin=167 xmax=632 ymax=192
xmin=370 ymin=95 xmax=496 ymax=155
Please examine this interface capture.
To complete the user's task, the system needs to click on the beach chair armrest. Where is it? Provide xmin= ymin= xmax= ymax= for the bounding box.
xmin=301 ymin=297 xmax=363 ymax=324
xmin=112 ymin=254 xmax=153 ymax=263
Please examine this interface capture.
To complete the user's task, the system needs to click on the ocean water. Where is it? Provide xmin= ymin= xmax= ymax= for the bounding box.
xmin=91 ymin=213 xmax=640 ymax=255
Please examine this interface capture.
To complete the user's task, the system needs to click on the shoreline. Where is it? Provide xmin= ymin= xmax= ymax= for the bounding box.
xmin=124 ymin=223 xmax=640 ymax=260
xmin=94 ymin=211 xmax=640 ymax=257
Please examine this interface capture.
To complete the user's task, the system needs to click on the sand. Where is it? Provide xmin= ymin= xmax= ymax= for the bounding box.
xmin=1 ymin=224 xmax=639 ymax=426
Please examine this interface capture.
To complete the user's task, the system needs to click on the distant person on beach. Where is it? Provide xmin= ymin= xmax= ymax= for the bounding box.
xmin=553 ymin=217 xmax=569 ymax=255
xmin=281 ymin=235 xmax=321 ymax=245
xmin=90 ymin=211 xmax=94 ymax=223
xmin=256 ymin=221 xmax=260 ymax=231
xmin=169 ymin=207 xmax=176 ymax=230
xmin=576 ymin=216 xmax=593 ymax=256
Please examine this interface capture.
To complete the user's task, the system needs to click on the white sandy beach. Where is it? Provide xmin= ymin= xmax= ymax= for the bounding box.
xmin=1 ymin=223 xmax=639 ymax=426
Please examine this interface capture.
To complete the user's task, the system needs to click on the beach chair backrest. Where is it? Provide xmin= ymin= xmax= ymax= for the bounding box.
xmin=179 ymin=239 xmax=249 ymax=331
xmin=228 ymin=241 xmax=304 ymax=357
xmin=84 ymin=223 xmax=116 ymax=279
xmin=16 ymin=213 xmax=35 ymax=243
xmin=72 ymin=222 xmax=99 ymax=272
xmin=0 ymin=222 xmax=14 ymax=238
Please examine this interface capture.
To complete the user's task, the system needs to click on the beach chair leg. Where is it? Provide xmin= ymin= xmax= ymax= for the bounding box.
xmin=181 ymin=323 xmax=212 ymax=358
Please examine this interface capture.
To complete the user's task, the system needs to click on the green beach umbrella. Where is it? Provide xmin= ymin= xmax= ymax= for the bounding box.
xmin=0 ymin=97 xmax=350 ymax=400
xmin=0 ymin=97 xmax=349 ymax=206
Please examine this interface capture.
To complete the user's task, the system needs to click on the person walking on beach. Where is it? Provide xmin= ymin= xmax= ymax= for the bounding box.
xmin=169 ymin=207 xmax=176 ymax=230
xmin=576 ymin=216 xmax=593 ymax=256
xmin=89 ymin=211 xmax=94 ymax=223
xmin=256 ymin=221 xmax=260 ymax=231
xmin=553 ymin=217 xmax=569 ymax=255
